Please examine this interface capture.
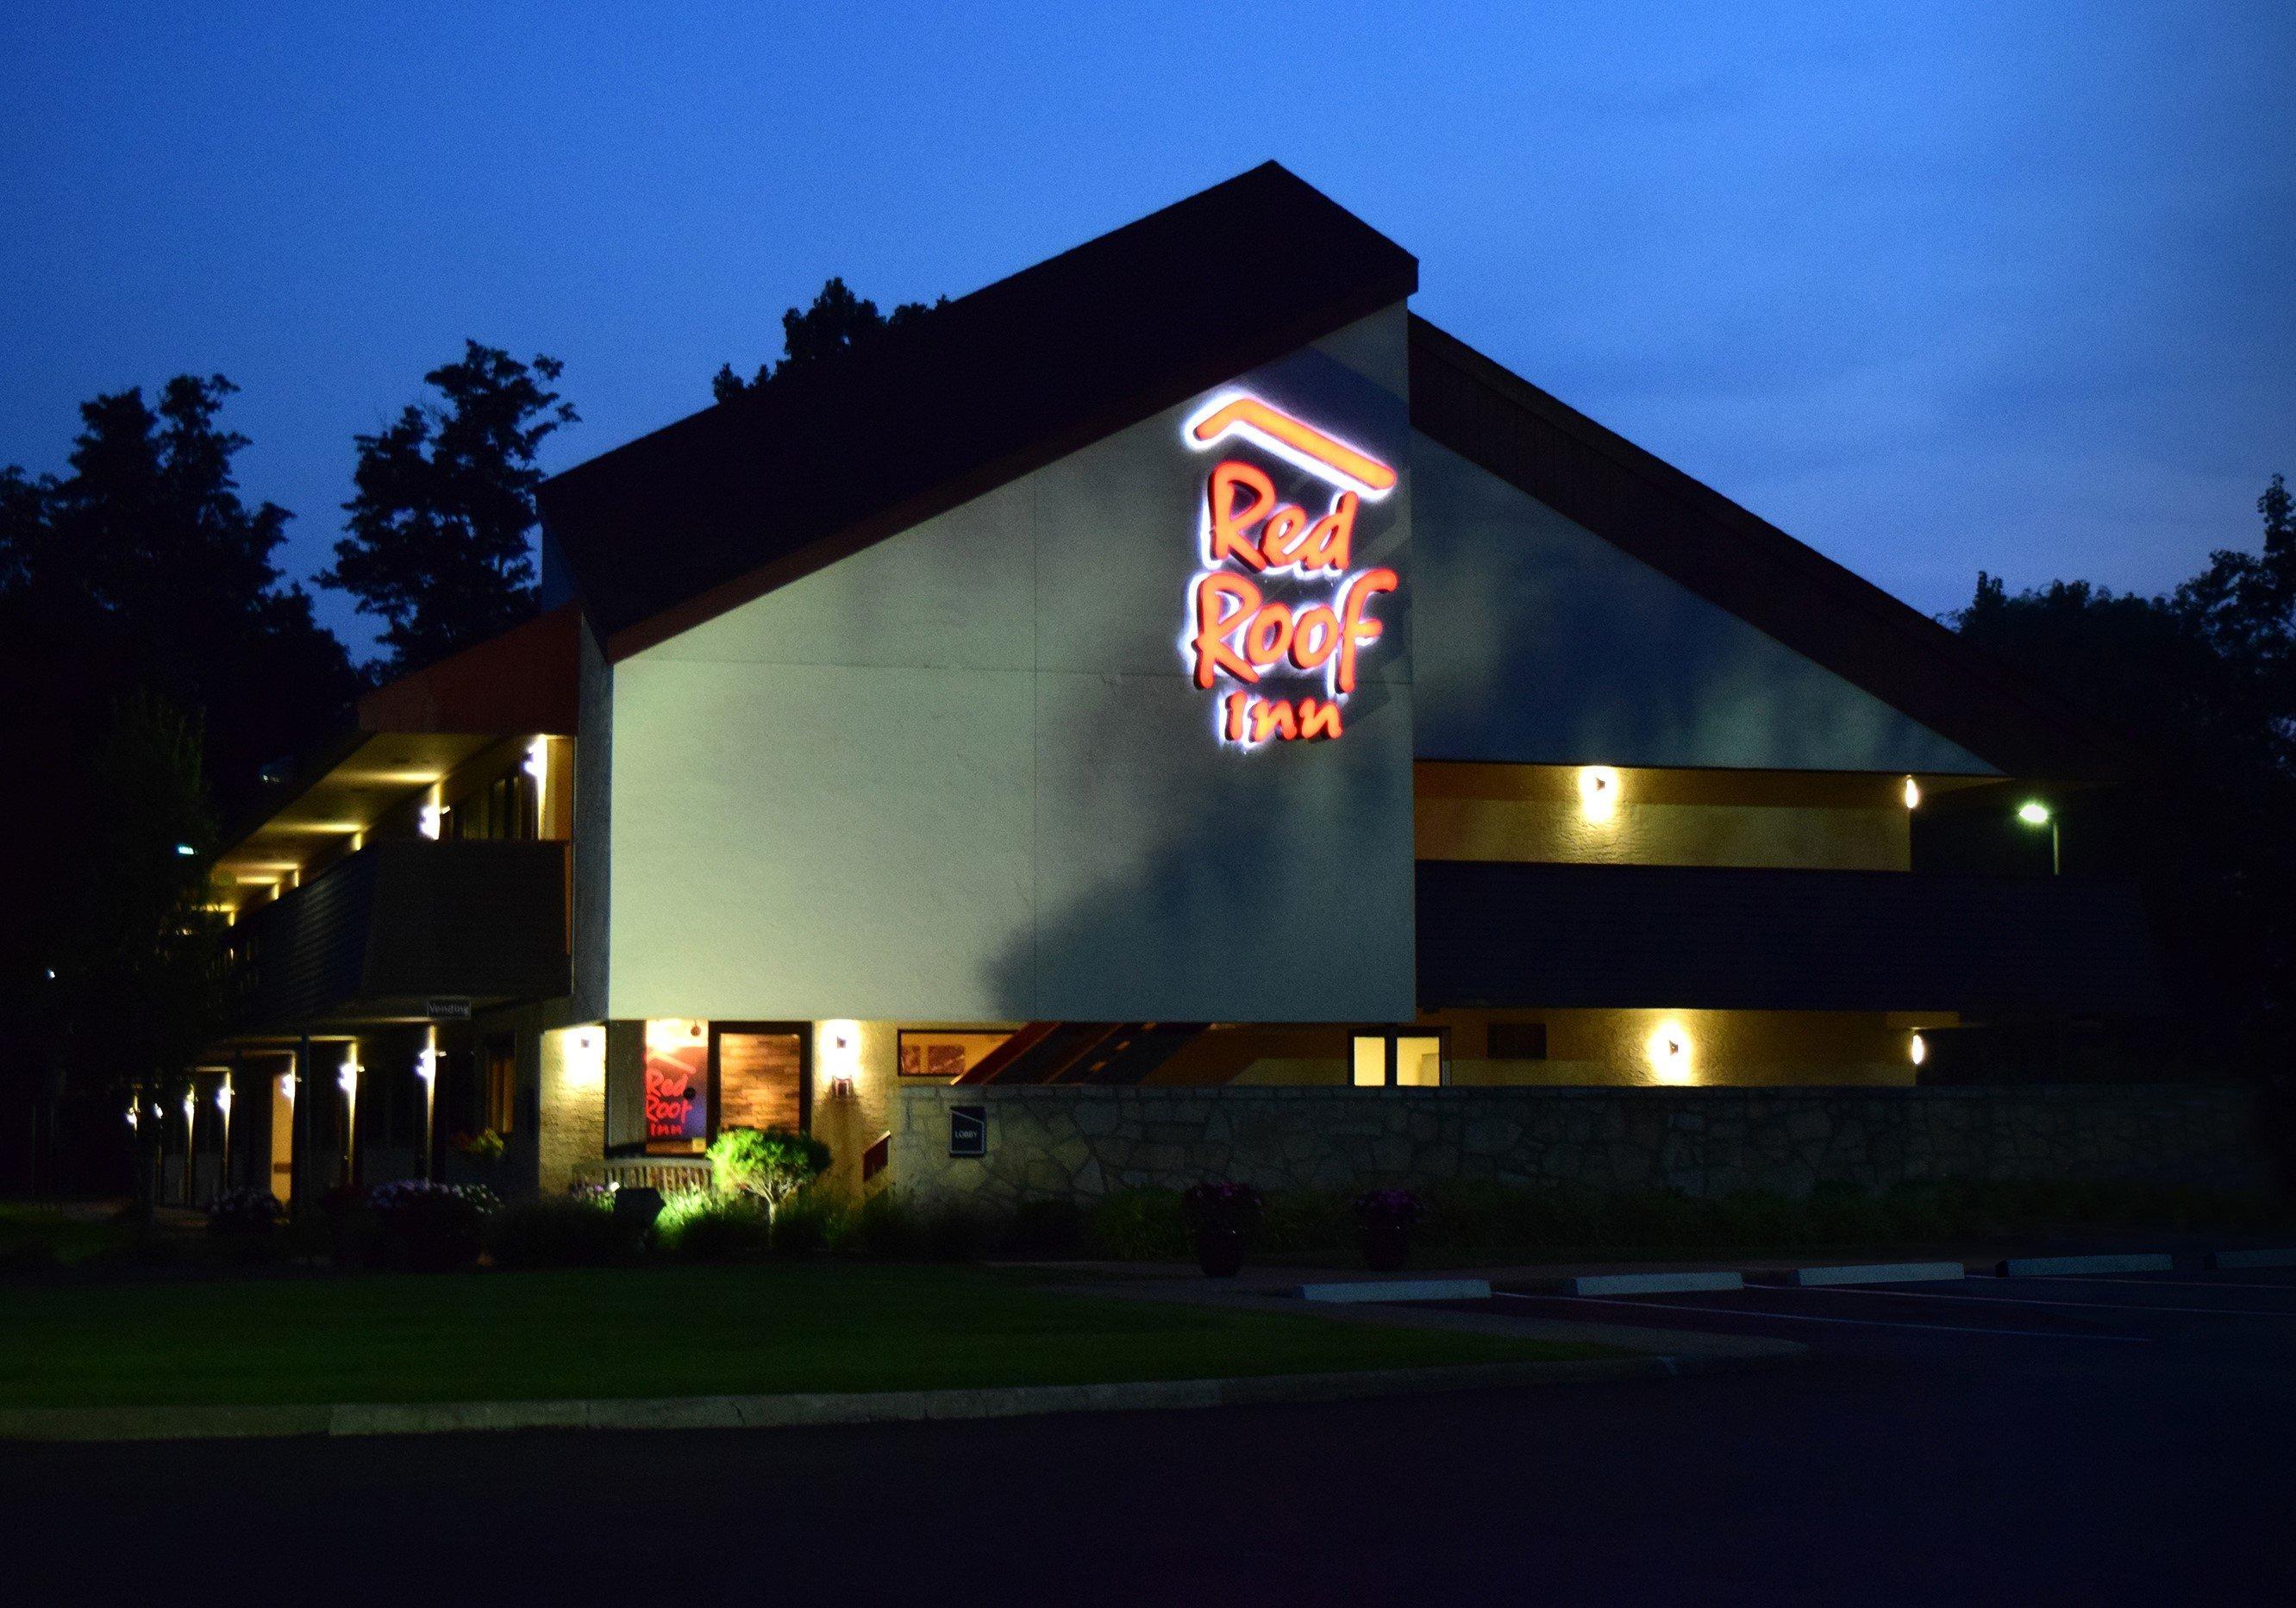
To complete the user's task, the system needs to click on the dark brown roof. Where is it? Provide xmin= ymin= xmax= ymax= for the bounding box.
xmin=356 ymin=602 xmax=579 ymax=737
xmin=1408 ymin=316 xmax=2130 ymax=780
xmin=538 ymin=162 xmax=1419 ymax=659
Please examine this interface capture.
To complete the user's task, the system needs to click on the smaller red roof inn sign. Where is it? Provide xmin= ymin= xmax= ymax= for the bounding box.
xmin=1181 ymin=392 xmax=1399 ymax=748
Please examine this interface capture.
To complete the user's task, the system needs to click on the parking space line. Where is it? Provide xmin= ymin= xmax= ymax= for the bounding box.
xmin=1492 ymin=1292 xmax=2150 ymax=1342
xmin=1774 ymin=1284 xmax=2296 ymax=1319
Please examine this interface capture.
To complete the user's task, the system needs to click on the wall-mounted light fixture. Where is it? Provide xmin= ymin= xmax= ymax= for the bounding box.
xmin=1578 ymin=766 xmax=1621 ymax=824
xmin=1645 ymin=1017 xmax=1693 ymax=1085
xmin=1909 ymin=1031 xmax=1929 ymax=1068
xmin=823 ymin=1019 xmax=861 ymax=1098
xmin=1902 ymin=776 xmax=1922 ymax=810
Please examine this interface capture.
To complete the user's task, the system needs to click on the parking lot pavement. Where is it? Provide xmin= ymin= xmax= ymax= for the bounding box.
xmin=1461 ymin=1265 xmax=2296 ymax=1363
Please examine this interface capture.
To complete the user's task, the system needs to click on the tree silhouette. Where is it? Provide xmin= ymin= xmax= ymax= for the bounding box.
xmin=711 ymin=277 xmax=946 ymax=403
xmin=320 ymin=341 xmax=578 ymax=674
xmin=0 ymin=376 xmax=352 ymax=1188
xmin=1951 ymin=474 xmax=2296 ymax=1058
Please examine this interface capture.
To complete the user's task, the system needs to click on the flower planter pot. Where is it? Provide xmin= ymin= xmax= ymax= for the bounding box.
xmin=1362 ymin=1223 xmax=1411 ymax=1272
xmin=1195 ymin=1227 xmax=1245 ymax=1278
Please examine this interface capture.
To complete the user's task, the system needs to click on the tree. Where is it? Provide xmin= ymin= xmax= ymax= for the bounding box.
xmin=711 ymin=277 xmax=947 ymax=403
xmin=0 ymin=375 xmax=349 ymax=1192
xmin=66 ymin=694 xmax=226 ymax=1218
xmin=704 ymin=1125 xmax=830 ymax=1222
xmin=319 ymin=341 xmax=578 ymax=674
xmin=1950 ymin=475 xmax=2296 ymax=1061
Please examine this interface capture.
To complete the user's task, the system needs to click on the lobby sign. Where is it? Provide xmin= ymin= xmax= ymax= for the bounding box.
xmin=1180 ymin=392 xmax=1399 ymax=748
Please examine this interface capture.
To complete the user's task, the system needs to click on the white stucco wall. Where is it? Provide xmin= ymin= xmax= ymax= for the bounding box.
xmin=1410 ymin=435 xmax=1998 ymax=775
xmin=604 ymin=310 xmax=1420 ymax=1025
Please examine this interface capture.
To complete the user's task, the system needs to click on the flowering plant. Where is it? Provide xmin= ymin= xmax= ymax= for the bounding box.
xmin=452 ymin=1129 xmax=506 ymax=1163
xmin=1354 ymin=1187 xmax=1423 ymax=1231
xmin=566 ymin=1179 xmax=616 ymax=1206
xmin=365 ymin=1179 xmax=499 ymax=1270
xmin=1180 ymin=1180 xmax=1264 ymax=1232
xmin=207 ymin=1186 xmax=285 ymax=1236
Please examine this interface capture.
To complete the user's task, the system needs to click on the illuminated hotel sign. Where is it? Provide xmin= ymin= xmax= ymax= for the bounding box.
xmin=1181 ymin=393 xmax=1399 ymax=748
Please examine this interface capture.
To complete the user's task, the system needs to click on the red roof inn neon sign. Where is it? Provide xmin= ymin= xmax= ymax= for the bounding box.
xmin=1181 ymin=392 xmax=1399 ymax=748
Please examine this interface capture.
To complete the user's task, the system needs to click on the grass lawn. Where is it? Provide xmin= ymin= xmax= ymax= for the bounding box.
xmin=0 ymin=1264 xmax=1608 ymax=1410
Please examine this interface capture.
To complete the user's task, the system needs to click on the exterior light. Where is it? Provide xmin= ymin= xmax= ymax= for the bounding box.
xmin=1909 ymin=1032 xmax=1928 ymax=1067
xmin=2017 ymin=799 xmax=2061 ymax=875
xmin=279 ymin=1073 xmax=297 ymax=1104
xmin=1645 ymin=1018 xmax=1693 ymax=1085
xmin=175 ymin=842 xmax=197 ymax=857
xmin=43 ymin=968 xmax=55 ymax=981
xmin=1578 ymin=766 xmax=1621 ymax=823
xmin=215 ymin=1080 xmax=234 ymax=1113
xmin=336 ymin=1057 xmax=359 ymax=1095
xmin=126 ymin=1103 xmax=139 ymax=1129
xmin=1902 ymin=776 xmax=1921 ymax=810
xmin=419 ymin=801 xmax=442 ymax=840
xmin=823 ymin=1019 xmax=861 ymax=1098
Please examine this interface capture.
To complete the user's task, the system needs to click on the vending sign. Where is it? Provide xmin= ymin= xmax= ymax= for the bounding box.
xmin=1179 ymin=391 xmax=1400 ymax=748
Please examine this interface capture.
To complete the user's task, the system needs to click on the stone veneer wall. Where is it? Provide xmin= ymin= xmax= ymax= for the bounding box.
xmin=892 ymin=1084 xmax=2271 ymax=1206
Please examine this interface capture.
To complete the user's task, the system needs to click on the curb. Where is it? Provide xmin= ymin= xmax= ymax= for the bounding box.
xmin=1565 ymin=1270 xmax=1744 ymax=1298
xmin=1780 ymin=1261 xmax=1966 ymax=1287
xmin=2207 ymin=1248 xmax=2296 ymax=1271
xmin=1994 ymin=1253 xmax=2174 ymax=1278
xmin=0 ymin=1349 xmax=1799 ymax=1445
xmin=1300 ymin=1279 xmax=1493 ymax=1305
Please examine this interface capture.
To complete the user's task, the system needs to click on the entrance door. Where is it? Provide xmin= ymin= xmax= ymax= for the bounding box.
xmin=710 ymin=1023 xmax=811 ymax=1136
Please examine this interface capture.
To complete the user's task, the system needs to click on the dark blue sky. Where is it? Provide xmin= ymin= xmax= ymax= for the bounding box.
xmin=5 ymin=3 xmax=2291 ymax=659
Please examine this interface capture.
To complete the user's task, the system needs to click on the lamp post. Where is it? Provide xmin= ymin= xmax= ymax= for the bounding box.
xmin=2018 ymin=800 xmax=2059 ymax=877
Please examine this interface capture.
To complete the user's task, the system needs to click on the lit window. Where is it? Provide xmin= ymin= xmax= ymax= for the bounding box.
xmin=1351 ymin=1036 xmax=1386 ymax=1087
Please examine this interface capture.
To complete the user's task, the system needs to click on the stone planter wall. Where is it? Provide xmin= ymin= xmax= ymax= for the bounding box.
xmin=891 ymin=1083 xmax=2273 ymax=1208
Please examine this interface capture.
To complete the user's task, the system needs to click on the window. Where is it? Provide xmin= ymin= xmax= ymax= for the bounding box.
xmin=1487 ymin=1022 xmax=1548 ymax=1061
xmin=898 ymin=1029 xmax=1012 ymax=1081
xmin=447 ymin=769 xmax=538 ymax=842
xmin=642 ymin=1018 xmax=710 ymax=1154
xmin=482 ymin=1036 xmax=516 ymax=1135
xmin=714 ymin=1025 xmax=810 ymax=1135
xmin=1350 ymin=1031 xmax=1448 ymax=1088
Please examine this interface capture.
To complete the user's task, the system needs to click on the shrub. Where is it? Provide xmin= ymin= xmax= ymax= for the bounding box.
xmin=842 ymin=1189 xmax=924 ymax=1259
xmin=1002 ymin=1197 xmax=1085 ymax=1258
xmin=366 ymin=1179 xmax=498 ymax=1272
xmin=769 ymin=1187 xmax=848 ymax=1256
xmin=707 ymin=1126 xmax=831 ymax=1220
xmin=489 ymin=1195 xmax=636 ymax=1268
xmin=657 ymin=1194 xmax=775 ymax=1261
xmin=1354 ymin=1187 xmax=1423 ymax=1232
xmin=1086 ymin=1190 xmax=1187 ymax=1261
xmin=919 ymin=1200 xmax=990 ymax=1261
xmin=1179 ymin=1181 xmax=1264 ymax=1235
xmin=207 ymin=1186 xmax=285 ymax=1238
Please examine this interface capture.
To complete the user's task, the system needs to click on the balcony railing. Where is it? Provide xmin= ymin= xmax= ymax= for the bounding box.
xmin=224 ymin=838 xmax=569 ymax=1033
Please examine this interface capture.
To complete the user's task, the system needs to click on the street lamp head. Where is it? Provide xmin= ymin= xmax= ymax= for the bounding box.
xmin=2017 ymin=801 xmax=2052 ymax=827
